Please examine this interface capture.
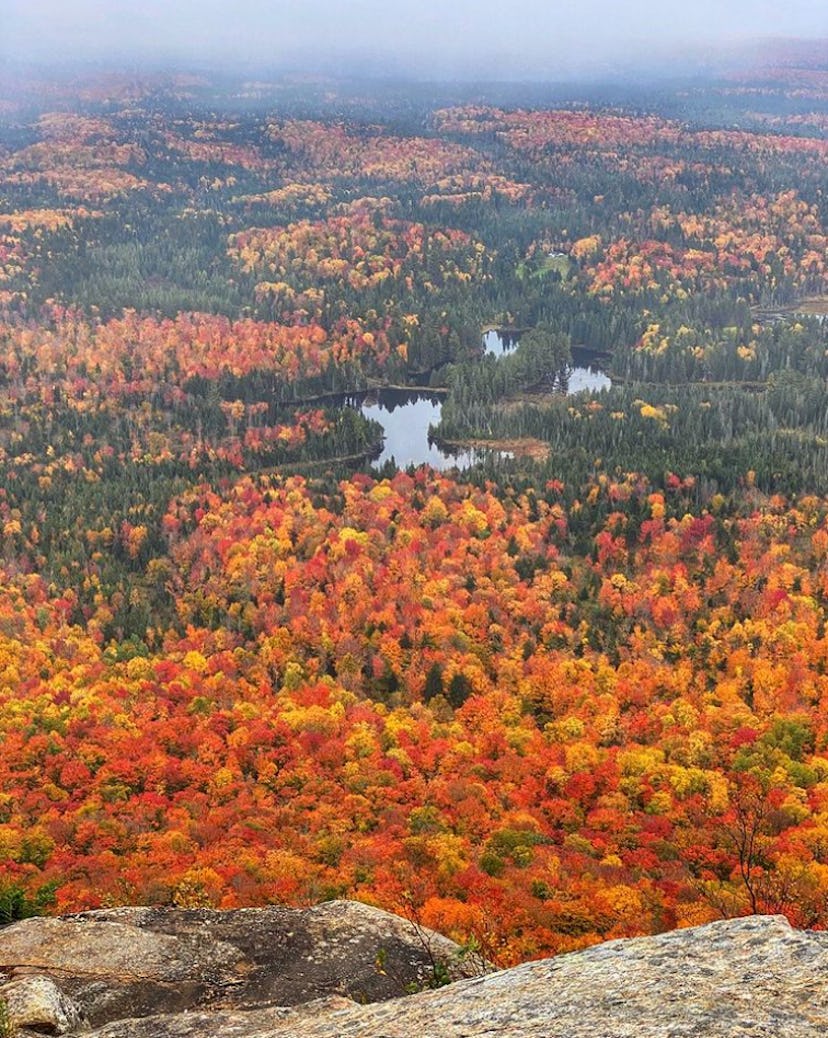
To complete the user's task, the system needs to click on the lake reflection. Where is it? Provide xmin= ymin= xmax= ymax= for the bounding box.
xmin=482 ymin=328 xmax=520 ymax=356
xmin=568 ymin=347 xmax=612 ymax=393
xmin=357 ymin=332 xmax=611 ymax=470
xmin=358 ymin=390 xmax=481 ymax=470
xmin=484 ymin=330 xmax=612 ymax=393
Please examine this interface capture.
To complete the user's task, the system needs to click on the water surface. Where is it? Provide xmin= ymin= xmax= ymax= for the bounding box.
xmin=484 ymin=330 xmax=612 ymax=393
xmin=359 ymin=391 xmax=476 ymax=469
xmin=356 ymin=331 xmax=611 ymax=469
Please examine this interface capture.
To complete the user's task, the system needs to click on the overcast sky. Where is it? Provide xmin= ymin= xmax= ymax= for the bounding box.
xmin=2 ymin=1 xmax=827 ymax=77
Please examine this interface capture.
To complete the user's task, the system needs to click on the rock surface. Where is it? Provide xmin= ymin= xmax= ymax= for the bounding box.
xmin=0 ymin=913 xmax=248 ymax=1024
xmin=0 ymin=975 xmax=85 ymax=1034
xmin=220 ymin=914 xmax=826 ymax=1038
xmin=0 ymin=900 xmax=483 ymax=1029
xmin=2 ymin=910 xmax=827 ymax=1037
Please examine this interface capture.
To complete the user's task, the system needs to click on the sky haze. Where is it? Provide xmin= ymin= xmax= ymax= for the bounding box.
xmin=2 ymin=0 xmax=827 ymax=78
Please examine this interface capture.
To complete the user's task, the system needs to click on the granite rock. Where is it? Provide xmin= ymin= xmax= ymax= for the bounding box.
xmin=85 ymin=915 xmax=828 ymax=1038
xmin=0 ymin=975 xmax=85 ymax=1035
xmin=0 ymin=900 xmax=482 ymax=1029
xmin=4 ymin=909 xmax=827 ymax=1037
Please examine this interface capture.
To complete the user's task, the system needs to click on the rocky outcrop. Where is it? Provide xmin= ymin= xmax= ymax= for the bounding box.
xmin=0 ymin=900 xmax=485 ymax=1033
xmin=1 ymin=910 xmax=827 ymax=1037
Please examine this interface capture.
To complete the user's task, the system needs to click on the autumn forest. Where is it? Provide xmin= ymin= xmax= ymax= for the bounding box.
xmin=1 ymin=54 xmax=828 ymax=963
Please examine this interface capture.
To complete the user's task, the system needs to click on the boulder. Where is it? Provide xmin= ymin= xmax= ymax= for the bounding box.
xmin=0 ymin=915 xmax=247 ymax=1025
xmin=0 ymin=975 xmax=84 ymax=1035
xmin=0 ymin=901 xmax=482 ymax=1028
xmin=75 ymin=901 xmax=485 ymax=1007
xmin=0 ymin=916 xmax=245 ymax=982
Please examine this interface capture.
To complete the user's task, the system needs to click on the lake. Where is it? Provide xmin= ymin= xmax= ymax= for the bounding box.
xmin=360 ymin=331 xmax=610 ymax=470
xmin=358 ymin=389 xmax=482 ymax=470
xmin=483 ymin=330 xmax=612 ymax=392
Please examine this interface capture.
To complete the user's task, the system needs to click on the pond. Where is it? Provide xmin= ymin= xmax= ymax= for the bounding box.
xmin=357 ymin=389 xmax=482 ymax=470
xmin=483 ymin=329 xmax=612 ymax=392
xmin=358 ymin=331 xmax=611 ymax=470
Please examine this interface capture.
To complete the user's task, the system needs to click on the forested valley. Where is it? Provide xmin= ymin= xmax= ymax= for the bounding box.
xmin=0 ymin=56 xmax=828 ymax=961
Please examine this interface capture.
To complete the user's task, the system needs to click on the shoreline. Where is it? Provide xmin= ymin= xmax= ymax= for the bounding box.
xmin=435 ymin=435 xmax=550 ymax=462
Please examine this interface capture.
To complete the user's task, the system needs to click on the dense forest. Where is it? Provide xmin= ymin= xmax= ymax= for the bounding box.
xmin=0 ymin=54 xmax=828 ymax=961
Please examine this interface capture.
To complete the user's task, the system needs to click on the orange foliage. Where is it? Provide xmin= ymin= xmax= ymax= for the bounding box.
xmin=2 ymin=474 xmax=828 ymax=961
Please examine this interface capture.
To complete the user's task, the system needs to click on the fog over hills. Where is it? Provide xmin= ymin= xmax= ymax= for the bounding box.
xmin=2 ymin=0 xmax=828 ymax=80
